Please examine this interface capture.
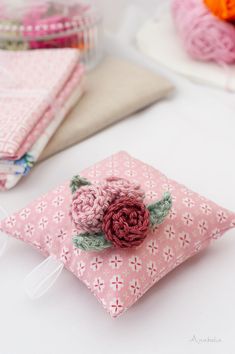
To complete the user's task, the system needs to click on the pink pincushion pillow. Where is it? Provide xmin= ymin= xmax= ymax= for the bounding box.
xmin=0 ymin=151 xmax=234 ymax=318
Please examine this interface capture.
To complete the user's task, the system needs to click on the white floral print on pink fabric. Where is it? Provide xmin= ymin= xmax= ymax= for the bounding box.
xmin=0 ymin=151 xmax=234 ymax=318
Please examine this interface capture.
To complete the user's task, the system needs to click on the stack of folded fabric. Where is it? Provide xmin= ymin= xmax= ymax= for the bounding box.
xmin=0 ymin=48 xmax=85 ymax=191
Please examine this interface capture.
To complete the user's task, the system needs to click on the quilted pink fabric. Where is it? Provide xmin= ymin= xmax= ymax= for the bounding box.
xmin=0 ymin=151 xmax=234 ymax=317
xmin=0 ymin=48 xmax=80 ymax=160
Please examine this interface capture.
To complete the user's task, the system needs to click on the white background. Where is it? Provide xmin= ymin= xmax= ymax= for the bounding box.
xmin=1 ymin=1 xmax=235 ymax=354
xmin=96 ymin=0 xmax=158 ymax=30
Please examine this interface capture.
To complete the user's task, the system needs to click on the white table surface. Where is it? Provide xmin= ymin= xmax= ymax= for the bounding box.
xmin=0 ymin=35 xmax=235 ymax=354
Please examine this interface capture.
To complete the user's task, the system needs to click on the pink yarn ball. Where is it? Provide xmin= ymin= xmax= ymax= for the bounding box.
xmin=172 ymin=0 xmax=235 ymax=64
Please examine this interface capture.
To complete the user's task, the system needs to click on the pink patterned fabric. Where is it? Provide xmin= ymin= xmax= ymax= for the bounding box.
xmin=0 ymin=48 xmax=80 ymax=160
xmin=0 ymin=151 xmax=234 ymax=318
xmin=0 ymin=63 xmax=85 ymax=190
xmin=15 ymin=61 xmax=84 ymax=160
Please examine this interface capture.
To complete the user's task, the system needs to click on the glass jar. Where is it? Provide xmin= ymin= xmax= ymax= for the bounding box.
xmin=0 ymin=0 xmax=103 ymax=70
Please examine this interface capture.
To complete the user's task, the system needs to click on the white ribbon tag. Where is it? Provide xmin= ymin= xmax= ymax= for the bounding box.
xmin=24 ymin=256 xmax=64 ymax=299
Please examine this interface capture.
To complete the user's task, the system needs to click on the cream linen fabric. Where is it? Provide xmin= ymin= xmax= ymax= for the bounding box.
xmin=39 ymin=56 xmax=173 ymax=161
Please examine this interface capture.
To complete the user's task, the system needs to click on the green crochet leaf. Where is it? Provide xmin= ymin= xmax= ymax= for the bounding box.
xmin=73 ymin=233 xmax=112 ymax=252
xmin=70 ymin=175 xmax=91 ymax=194
xmin=147 ymin=192 xmax=172 ymax=226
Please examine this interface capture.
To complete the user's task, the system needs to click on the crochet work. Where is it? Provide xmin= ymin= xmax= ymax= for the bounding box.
xmin=102 ymin=196 xmax=150 ymax=248
xmin=70 ymin=185 xmax=113 ymax=233
xmin=70 ymin=175 xmax=172 ymax=251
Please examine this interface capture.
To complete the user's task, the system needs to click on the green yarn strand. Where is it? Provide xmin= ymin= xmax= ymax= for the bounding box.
xmin=147 ymin=192 xmax=172 ymax=226
xmin=73 ymin=233 xmax=112 ymax=252
xmin=70 ymin=175 xmax=91 ymax=194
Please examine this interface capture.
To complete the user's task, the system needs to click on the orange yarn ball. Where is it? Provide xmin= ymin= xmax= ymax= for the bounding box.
xmin=204 ymin=0 xmax=235 ymax=21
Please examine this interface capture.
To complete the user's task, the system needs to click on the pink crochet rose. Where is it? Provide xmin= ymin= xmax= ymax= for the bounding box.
xmin=70 ymin=176 xmax=145 ymax=236
xmin=104 ymin=177 xmax=144 ymax=202
xmin=70 ymin=185 xmax=112 ymax=233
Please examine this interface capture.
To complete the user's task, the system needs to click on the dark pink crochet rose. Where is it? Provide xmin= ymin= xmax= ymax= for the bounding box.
xmin=102 ymin=197 xmax=150 ymax=248
xmin=70 ymin=185 xmax=112 ymax=233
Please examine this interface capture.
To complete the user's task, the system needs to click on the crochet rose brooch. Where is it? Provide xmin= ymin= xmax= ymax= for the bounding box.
xmin=69 ymin=175 xmax=172 ymax=252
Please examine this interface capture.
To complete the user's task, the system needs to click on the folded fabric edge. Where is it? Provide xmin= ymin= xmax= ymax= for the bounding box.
xmin=0 ymin=81 xmax=85 ymax=191
xmin=0 ymin=73 xmax=86 ymax=175
xmin=0 ymin=49 xmax=82 ymax=160
xmin=38 ymin=79 xmax=174 ymax=162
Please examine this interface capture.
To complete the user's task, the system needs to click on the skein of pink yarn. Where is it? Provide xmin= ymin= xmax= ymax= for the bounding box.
xmin=172 ymin=0 xmax=235 ymax=64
